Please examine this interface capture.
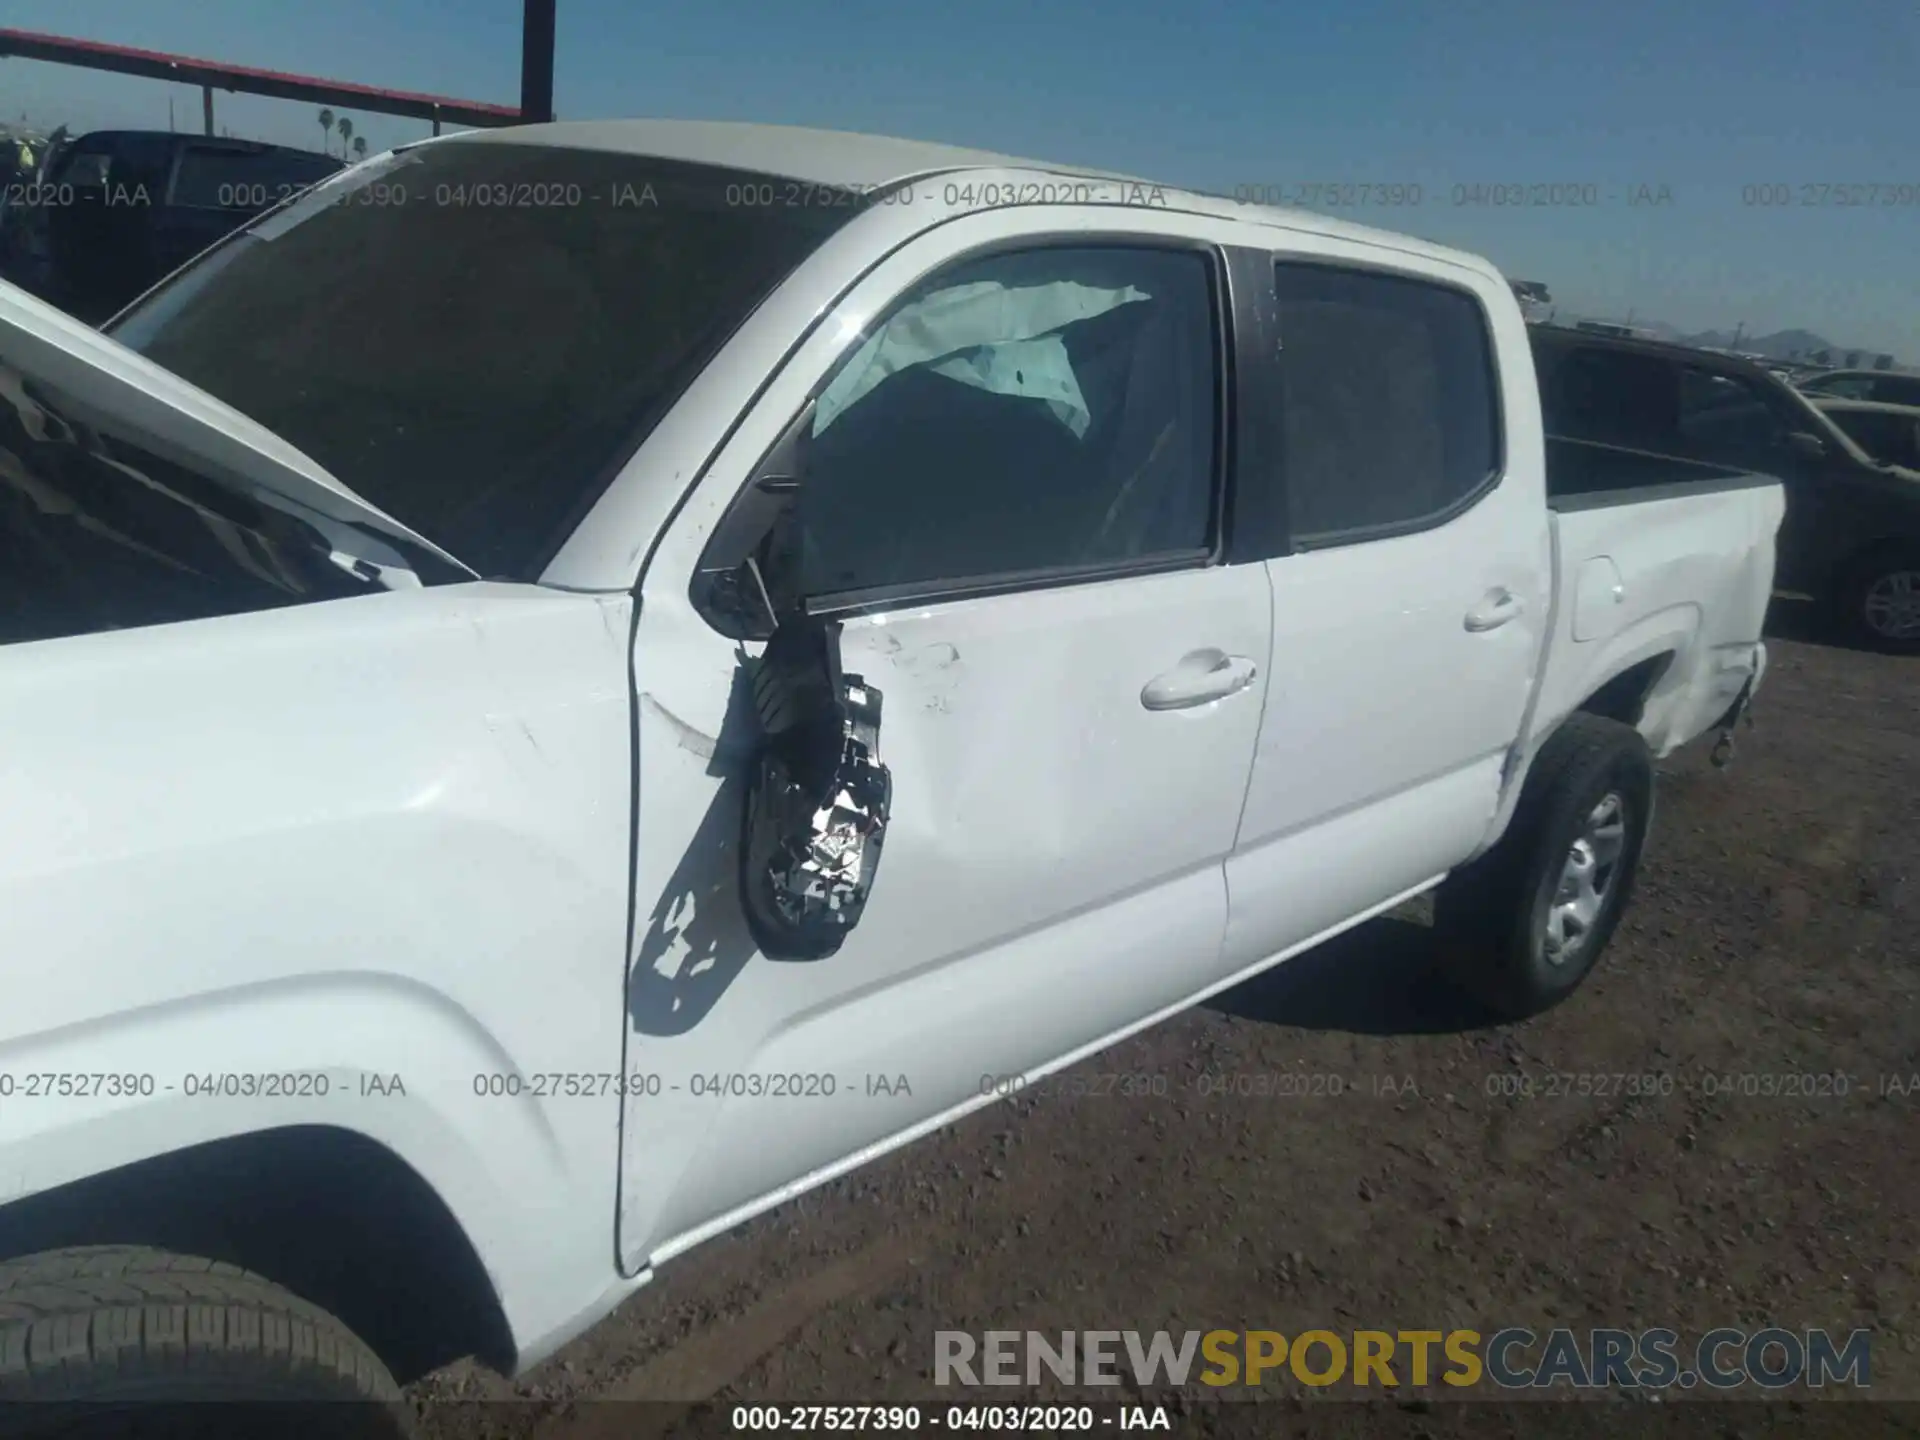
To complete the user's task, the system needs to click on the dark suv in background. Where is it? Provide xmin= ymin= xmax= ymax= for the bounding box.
xmin=1531 ymin=325 xmax=1920 ymax=651
xmin=1797 ymin=368 xmax=1920 ymax=408
xmin=31 ymin=131 xmax=342 ymax=322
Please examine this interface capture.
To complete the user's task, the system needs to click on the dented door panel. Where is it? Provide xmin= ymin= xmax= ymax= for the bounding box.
xmin=619 ymin=565 xmax=1270 ymax=1270
xmin=614 ymin=203 xmax=1276 ymax=1273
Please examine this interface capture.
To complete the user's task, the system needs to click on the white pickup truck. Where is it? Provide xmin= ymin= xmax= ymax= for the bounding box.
xmin=0 ymin=122 xmax=1780 ymax=1424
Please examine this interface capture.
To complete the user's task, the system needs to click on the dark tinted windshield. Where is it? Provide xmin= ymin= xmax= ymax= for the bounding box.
xmin=109 ymin=142 xmax=856 ymax=578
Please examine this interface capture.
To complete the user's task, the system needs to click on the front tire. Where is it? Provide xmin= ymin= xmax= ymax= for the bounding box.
xmin=0 ymin=1246 xmax=409 ymax=1437
xmin=1435 ymin=713 xmax=1654 ymax=1020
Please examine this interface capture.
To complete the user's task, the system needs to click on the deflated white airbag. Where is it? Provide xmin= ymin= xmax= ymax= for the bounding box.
xmin=814 ymin=280 xmax=1147 ymax=440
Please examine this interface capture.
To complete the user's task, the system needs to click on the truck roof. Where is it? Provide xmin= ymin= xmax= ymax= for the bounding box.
xmin=62 ymin=128 xmax=337 ymax=161
xmin=433 ymin=118 xmax=1501 ymax=281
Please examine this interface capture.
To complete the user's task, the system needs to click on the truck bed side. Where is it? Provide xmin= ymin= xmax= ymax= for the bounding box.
xmin=1528 ymin=436 xmax=1784 ymax=761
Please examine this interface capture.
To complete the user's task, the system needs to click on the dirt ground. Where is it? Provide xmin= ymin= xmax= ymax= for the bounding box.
xmin=414 ymin=604 xmax=1919 ymax=1436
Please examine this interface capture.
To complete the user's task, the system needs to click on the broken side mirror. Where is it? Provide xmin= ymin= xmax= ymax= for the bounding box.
xmin=691 ymin=402 xmax=813 ymax=641
xmin=738 ymin=610 xmax=893 ymax=960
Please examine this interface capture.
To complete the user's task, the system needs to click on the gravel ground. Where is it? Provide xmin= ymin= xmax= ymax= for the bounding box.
xmin=414 ymin=608 xmax=1919 ymax=1436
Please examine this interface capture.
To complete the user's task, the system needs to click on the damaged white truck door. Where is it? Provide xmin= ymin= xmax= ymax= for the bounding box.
xmin=614 ymin=215 xmax=1270 ymax=1272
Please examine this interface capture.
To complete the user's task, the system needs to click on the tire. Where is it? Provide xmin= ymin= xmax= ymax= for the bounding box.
xmin=1435 ymin=712 xmax=1654 ymax=1021
xmin=1836 ymin=544 xmax=1920 ymax=654
xmin=0 ymin=1246 xmax=409 ymax=1438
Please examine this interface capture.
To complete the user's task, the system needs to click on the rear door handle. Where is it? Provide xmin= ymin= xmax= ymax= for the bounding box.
xmin=1464 ymin=588 xmax=1524 ymax=633
xmin=1141 ymin=649 xmax=1259 ymax=711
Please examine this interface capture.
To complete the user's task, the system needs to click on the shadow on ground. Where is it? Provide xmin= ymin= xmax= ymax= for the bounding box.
xmin=1206 ymin=915 xmax=1498 ymax=1037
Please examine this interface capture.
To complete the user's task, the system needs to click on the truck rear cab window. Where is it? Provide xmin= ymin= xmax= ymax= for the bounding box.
xmin=792 ymin=245 xmax=1221 ymax=603
xmin=1271 ymin=262 xmax=1500 ymax=544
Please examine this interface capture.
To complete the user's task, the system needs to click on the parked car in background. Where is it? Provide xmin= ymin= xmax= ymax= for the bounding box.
xmin=1532 ymin=325 xmax=1920 ymax=651
xmin=0 ymin=131 xmax=57 ymax=296
xmin=1796 ymin=367 xmax=1920 ymax=408
xmin=0 ymin=121 xmax=1779 ymax=1425
xmin=1813 ymin=398 xmax=1920 ymax=473
xmin=35 ymin=130 xmax=341 ymax=322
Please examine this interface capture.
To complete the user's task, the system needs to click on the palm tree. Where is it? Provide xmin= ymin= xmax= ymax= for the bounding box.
xmin=318 ymin=108 xmax=335 ymax=155
xmin=353 ymin=136 xmax=368 ymax=161
xmin=336 ymin=116 xmax=353 ymax=158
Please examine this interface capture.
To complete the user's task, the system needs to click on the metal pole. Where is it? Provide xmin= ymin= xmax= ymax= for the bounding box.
xmin=520 ymin=0 xmax=555 ymax=124
xmin=201 ymin=84 xmax=213 ymax=135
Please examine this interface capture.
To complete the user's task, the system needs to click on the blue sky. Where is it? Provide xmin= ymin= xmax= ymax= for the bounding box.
xmin=5 ymin=0 xmax=1916 ymax=357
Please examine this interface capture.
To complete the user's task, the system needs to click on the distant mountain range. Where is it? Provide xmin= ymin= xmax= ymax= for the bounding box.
xmin=1673 ymin=328 xmax=1850 ymax=361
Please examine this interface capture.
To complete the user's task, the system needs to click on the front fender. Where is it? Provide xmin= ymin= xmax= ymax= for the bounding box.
xmin=0 ymin=972 xmax=563 ymax=1287
xmin=0 ymin=582 xmax=638 ymax=1355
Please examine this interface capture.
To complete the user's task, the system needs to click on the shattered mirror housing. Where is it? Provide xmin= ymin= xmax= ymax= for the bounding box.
xmin=739 ymin=613 xmax=893 ymax=960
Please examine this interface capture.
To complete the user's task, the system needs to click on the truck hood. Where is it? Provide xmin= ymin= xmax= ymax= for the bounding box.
xmin=0 ymin=277 xmax=477 ymax=583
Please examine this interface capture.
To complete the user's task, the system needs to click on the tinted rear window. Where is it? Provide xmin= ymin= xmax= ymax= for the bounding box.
xmin=170 ymin=145 xmax=341 ymax=210
xmin=1272 ymin=262 xmax=1500 ymax=540
xmin=109 ymin=143 xmax=855 ymax=579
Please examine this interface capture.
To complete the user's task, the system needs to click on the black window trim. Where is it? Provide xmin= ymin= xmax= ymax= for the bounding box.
xmin=696 ymin=233 xmax=1240 ymax=628
xmin=1266 ymin=253 xmax=1508 ymax=554
xmin=1220 ymin=244 xmax=1287 ymax=565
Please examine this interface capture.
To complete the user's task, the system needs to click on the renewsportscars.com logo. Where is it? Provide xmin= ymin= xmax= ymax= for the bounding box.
xmin=934 ymin=1327 xmax=1872 ymax=1391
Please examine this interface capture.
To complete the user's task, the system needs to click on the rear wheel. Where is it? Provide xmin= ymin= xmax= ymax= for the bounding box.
xmin=0 ymin=1246 xmax=409 ymax=1438
xmin=1837 ymin=544 xmax=1920 ymax=654
xmin=1435 ymin=713 xmax=1653 ymax=1020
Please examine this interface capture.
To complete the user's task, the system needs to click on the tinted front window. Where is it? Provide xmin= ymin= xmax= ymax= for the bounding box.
xmin=1273 ymin=263 xmax=1499 ymax=539
xmin=792 ymin=245 xmax=1219 ymax=597
xmin=110 ymin=144 xmax=854 ymax=579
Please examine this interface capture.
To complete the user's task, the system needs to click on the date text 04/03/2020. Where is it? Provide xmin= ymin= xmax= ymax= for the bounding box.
xmin=727 ymin=1404 xmax=1174 ymax=1431
xmin=0 ymin=1072 xmax=405 ymax=1100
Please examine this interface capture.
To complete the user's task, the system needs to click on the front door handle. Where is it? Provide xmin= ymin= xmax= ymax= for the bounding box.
xmin=1464 ymin=587 xmax=1524 ymax=633
xmin=1141 ymin=649 xmax=1259 ymax=711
